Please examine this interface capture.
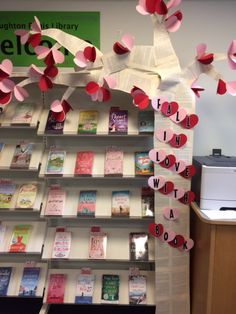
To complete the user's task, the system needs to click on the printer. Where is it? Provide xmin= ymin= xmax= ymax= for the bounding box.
xmin=192 ymin=155 xmax=236 ymax=210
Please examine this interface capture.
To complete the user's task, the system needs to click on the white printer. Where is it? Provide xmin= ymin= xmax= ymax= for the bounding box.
xmin=192 ymin=156 xmax=236 ymax=210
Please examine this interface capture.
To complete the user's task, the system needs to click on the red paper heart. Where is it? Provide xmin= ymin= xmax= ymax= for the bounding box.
xmin=0 ymin=69 xmax=9 ymax=80
xmin=84 ymin=46 xmax=96 ymax=62
xmin=168 ymin=235 xmax=185 ymax=248
xmin=44 ymin=51 xmax=55 ymax=66
xmin=168 ymin=133 xmax=187 ymax=148
xmin=159 ymin=181 xmax=174 ymax=195
xmin=51 ymin=110 xmax=65 ymax=123
xmin=181 ymin=114 xmax=199 ymax=129
xmin=86 ymin=81 xmax=99 ymax=94
xmin=28 ymin=33 xmax=41 ymax=48
xmin=100 ymin=87 xmax=111 ymax=102
xmin=217 ymin=79 xmax=227 ymax=95
xmin=155 ymin=0 xmax=168 ymax=15
xmin=133 ymin=93 xmax=149 ymax=109
xmin=179 ymin=191 xmax=195 ymax=204
xmin=161 ymin=101 xmax=179 ymax=117
xmin=113 ymin=42 xmax=129 ymax=55
xmin=179 ymin=165 xmax=196 ymax=179
xmin=38 ymin=75 xmax=53 ymax=91
xmin=159 ymin=154 xmax=176 ymax=168
xmin=146 ymin=0 xmax=156 ymax=14
xmin=0 ymin=90 xmax=12 ymax=105
xmin=44 ymin=65 xmax=58 ymax=78
xmin=197 ymin=53 xmax=214 ymax=65
xmin=148 ymin=223 xmax=164 ymax=238
xmin=61 ymin=100 xmax=72 ymax=114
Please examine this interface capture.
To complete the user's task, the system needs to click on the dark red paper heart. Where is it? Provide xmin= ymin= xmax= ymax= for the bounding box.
xmin=28 ymin=33 xmax=41 ymax=48
xmin=179 ymin=165 xmax=196 ymax=179
xmin=113 ymin=42 xmax=129 ymax=55
xmin=84 ymin=46 xmax=96 ymax=62
xmin=44 ymin=65 xmax=58 ymax=78
xmin=44 ymin=51 xmax=55 ymax=66
xmin=51 ymin=110 xmax=65 ymax=123
xmin=159 ymin=154 xmax=176 ymax=169
xmin=38 ymin=75 xmax=53 ymax=91
xmin=181 ymin=114 xmax=199 ymax=129
xmin=0 ymin=69 xmax=9 ymax=80
xmin=217 ymin=79 xmax=227 ymax=95
xmin=169 ymin=133 xmax=187 ymax=148
xmin=179 ymin=191 xmax=195 ymax=204
xmin=197 ymin=53 xmax=214 ymax=65
xmin=148 ymin=223 xmax=164 ymax=238
xmin=155 ymin=0 xmax=168 ymax=16
xmin=158 ymin=181 xmax=174 ymax=195
xmin=86 ymin=81 xmax=99 ymax=94
xmin=161 ymin=101 xmax=179 ymax=117
xmin=146 ymin=0 xmax=156 ymax=14
xmin=61 ymin=100 xmax=72 ymax=114
xmin=100 ymin=87 xmax=111 ymax=102
xmin=168 ymin=235 xmax=185 ymax=248
xmin=0 ymin=90 xmax=12 ymax=105
xmin=133 ymin=93 xmax=149 ymax=109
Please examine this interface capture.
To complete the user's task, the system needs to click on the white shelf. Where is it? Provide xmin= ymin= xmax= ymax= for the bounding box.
xmin=0 ymin=262 xmax=47 ymax=297
xmin=44 ymin=268 xmax=156 ymax=305
xmin=42 ymin=226 xmax=155 ymax=261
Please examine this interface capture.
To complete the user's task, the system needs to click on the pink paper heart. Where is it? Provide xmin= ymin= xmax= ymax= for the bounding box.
xmin=159 ymin=154 xmax=176 ymax=169
xmin=74 ymin=51 xmax=88 ymax=68
xmin=148 ymin=176 xmax=166 ymax=190
xmin=1 ymin=59 xmax=13 ymax=75
xmin=31 ymin=17 xmax=41 ymax=33
xmin=169 ymin=108 xmax=187 ymax=123
xmin=113 ymin=42 xmax=129 ymax=55
xmin=121 ymin=34 xmax=134 ymax=51
xmin=161 ymin=101 xmax=179 ymax=117
xmin=136 ymin=0 xmax=149 ymax=15
xmin=14 ymin=86 xmax=29 ymax=102
xmin=179 ymin=191 xmax=195 ymax=204
xmin=170 ymin=160 xmax=186 ymax=174
xmin=0 ymin=79 xmax=15 ymax=93
xmin=179 ymin=238 xmax=194 ymax=252
xmin=151 ymin=96 xmax=167 ymax=112
xmin=51 ymin=99 xmax=63 ymax=113
xmin=160 ymin=229 xmax=176 ymax=242
xmin=104 ymin=75 xmax=116 ymax=89
xmin=52 ymin=49 xmax=65 ymax=64
xmin=226 ymin=81 xmax=236 ymax=96
xmin=181 ymin=114 xmax=199 ymax=129
xmin=165 ymin=11 xmax=182 ymax=33
xmin=167 ymin=0 xmax=182 ymax=10
xmin=171 ymin=187 xmax=185 ymax=200
xmin=168 ymin=133 xmax=187 ymax=148
xmin=163 ymin=207 xmax=180 ymax=220
xmin=148 ymin=223 xmax=164 ymax=238
xmin=148 ymin=149 xmax=166 ymax=164
xmin=155 ymin=128 xmax=174 ymax=143
xmin=168 ymin=234 xmax=185 ymax=248
xmin=15 ymin=30 xmax=29 ymax=45
xmin=158 ymin=181 xmax=174 ymax=195
xmin=35 ymin=46 xmax=49 ymax=59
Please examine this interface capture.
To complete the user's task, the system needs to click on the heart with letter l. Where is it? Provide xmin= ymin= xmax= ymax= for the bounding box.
xmin=181 ymin=114 xmax=199 ymax=129
xmin=148 ymin=149 xmax=166 ymax=164
xmin=169 ymin=108 xmax=187 ymax=123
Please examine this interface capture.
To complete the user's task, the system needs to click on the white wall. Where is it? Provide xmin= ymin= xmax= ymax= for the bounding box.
xmin=2 ymin=0 xmax=236 ymax=156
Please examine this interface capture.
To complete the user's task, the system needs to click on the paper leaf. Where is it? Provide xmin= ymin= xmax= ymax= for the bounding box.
xmin=103 ymin=75 xmax=117 ymax=89
xmin=169 ymin=108 xmax=187 ymax=123
xmin=181 ymin=114 xmax=199 ymax=129
xmin=44 ymin=51 xmax=55 ymax=66
xmin=196 ymin=43 xmax=207 ymax=57
xmin=28 ymin=64 xmax=42 ymax=79
xmin=121 ymin=34 xmax=134 ymax=51
xmin=156 ymin=0 xmax=168 ymax=15
xmin=14 ymin=85 xmax=29 ymax=102
xmin=146 ymin=0 xmax=156 ymax=14
xmin=171 ymin=187 xmax=185 ymax=200
xmin=170 ymin=160 xmax=186 ymax=174
xmin=51 ymin=110 xmax=65 ymax=123
xmin=52 ymin=49 xmax=65 ymax=64
xmin=179 ymin=164 xmax=196 ymax=179
xmin=159 ymin=154 xmax=176 ymax=168
xmin=179 ymin=191 xmax=195 ymax=204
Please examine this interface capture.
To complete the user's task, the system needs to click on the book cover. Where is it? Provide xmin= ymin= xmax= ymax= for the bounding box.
xmin=0 ymin=182 xmax=16 ymax=209
xmin=10 ymin=142 xmax=33 ymax=169
xmin=111 ymin=190 xmax=130 ymax=217
xmin=104 ymin=147 xmax=123 ymax=176
xmin=16 ymin=183 xmax=38 ymax=209
xmin=46 ymin=149 xmax=66 ymax=175
xmin=77 ymin=190 xmax=96 ymax=217
xmin=129 ymin=232 xmax=149 ymax=261
xmin=0 ymin=224 xmax=7 ymax=245
xmin=9 ymin=224 xmax=31 ymax=253
xmin=141 ymin=187 xmax=154 ymax=217
xmin=44 ymin=187 xmax=66 ymax=216
xmin=75 ymin=274 xmax=95 ymax=304
xmin=138 ymin=111 xmax=154 ymax=134
xmin=88 ymin=232 xmax=107 ymax=259
xmin=11 ymin=103 xmax=34 ymax=125
xmin=78 ymin=110 xmax=98 ymax=134
xmin=18 ymin=267 xmax=40 ymax=297
xmin=129 ymin=275 xmax=147 ymax=305
xmin=108 ymin=107 xmax=128 ymax=134
xmin=135 ymin=152 xmax=154 ymax=176
xmin=101 ymin=274 xmax=119 ymax=304
xmin=74 ymin=151 xmax=94 ymax=176
xmin=45 ymin=110 xmax=64 ymax=134
xmin=52 ymin=230 xmax=71 ymax=259
xmin=46 ymin=273 xmax=67 ymax=303
xmin=0 ymin=267 xmax=12 ymax=296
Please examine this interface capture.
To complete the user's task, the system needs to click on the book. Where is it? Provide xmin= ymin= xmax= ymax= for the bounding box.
xmin=9 ymin=224 xmax=31 ymax=253
xmin=46 ymin=149 xmax=66 ymax=175
xmin=46 ymin=273 xmax=67 ymax=303
xmin=88 ymin=231 xmax=107 ymax=259
xmin=11 ymin=103 xmax=34 ymax=125
xmin=10 ymin=142 xmax=33 ymax=169
xmin=129 ymin=232 xmax=149 ymax=261
xmin=0 ymin=182 xmax=16 ymax=209
xmin=77 ymin=190 xmax=96 ymax=217
xmin=75 ymin=274 xmax=95 ymax=304
xmin=74 ymin=151 xmax=94 ymax=176
xmin=108 ymin=107 xmax=128 ymax=134
xmin=44 ymin=187 xmax=66 ymax=216
xmin=0 ymin=267 xmax=12 ymax=296
xmin=101 ymin=274 xmax=119 ymax=304
xmin=52 ymin=229 xmax=71 ymax=259
xmin=0 ymin=143 xmax=4 ymax=156
xmin=78 ymin=110 xmax=98 ymax=134
xmin=129 ymin=275 xmax=147 ymax=305
xmin=111 ymin=190 xmax=130 ymax=217
xmin=0 ymin=224 xmax=7 ymax=245
xmin=138 ymin=111 xmax=154 ymax=134
xmin=104 ymin=147 xmax=123 ymax=176
xmin=135 ymin=152 xmax=154 ymax=176
xmin=45 ymin=110 xmax=64 ymax=134
xmin=18 ymin=267 xmax=40 ymax=297
xmin=15 ymin=183 xmax=37 ymax=209
xmin=141 ymin=187 xmax=154 ymax=217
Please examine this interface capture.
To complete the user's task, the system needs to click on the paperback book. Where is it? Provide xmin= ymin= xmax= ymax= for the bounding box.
xmin=18 ymin=267 xmax=41 ymax=297
xmin=45 ymin=110 xmax=64 ymax=134
xmin=78 ymin=110 xmax=98 ymax=134
xmin=46 ymin=149 xmax=66 ymax=175
xmin=15 ymin=183 xmax=38 ymax=209
xmin=108 ymin=107 xmax=128 ymax=134
xmin=75 ymin=273 xmax=95 ymax=304
xmin=11 ymin=103 xmax=34 ymax=125
xmin=44 ymin=186 xmax=66 ymax=216
xmin=141 ymin=187 xmax=154 ymax=217
xmin=138 ymin=111 xmax=154 ymax=134
xmin=9 ymin=224 xmax=31 ymax=253
xmin=135 ymin=152 xmax=154 ymax=176
xmin=101 ymin=274 xmax=119 ymax=304
xmin=77 ymin=190 xmax=96 ymax=217
xmin=0 ymin=267 xmax=12 ymax=296
xmin=129 ymin=232 xmax=149 ymax=261
xmin=46 ymin=273 xmax=67 ymax=303
xmin=74 ymin=151 xmax=94 ymax=176
xmin=88 ymin=231 xmax=107 ymax=259
xmin=129 ymin=275 xmax=147 ymax=305
xmin=104 ymin=147 xmax=123 ymax=176
xmin=111 ymin=190 xmax=130 ymax=217
xmin=52 ymin=229 xmax=72 ymax=259
xmin=0 ymin=224 xmax=7 ymax=245
xmin=10 ymin=142 xmax=33 ymax=169
xmin=0 ymin=182 xmax=16 ymax=209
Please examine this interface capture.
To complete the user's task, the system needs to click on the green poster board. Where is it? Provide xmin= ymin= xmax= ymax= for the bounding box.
xmin=0 ymin=12 xmax=100 ymax=67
